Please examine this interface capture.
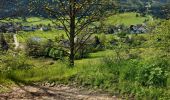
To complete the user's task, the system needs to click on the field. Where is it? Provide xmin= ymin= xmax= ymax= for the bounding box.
xmin=17 ymin=30 xmax=65 ymax=43
xmin=105 ymin=12 xmax=153 ymax=26
xmin=0 ymin=17 xmax=55 ymax=26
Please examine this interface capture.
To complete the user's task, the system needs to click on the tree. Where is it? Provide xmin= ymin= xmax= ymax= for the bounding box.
xmin=161 ymin=3 xmax=170 ymax=19
xmin=39 ymin=0 xmax=115 ymax=66
xmin=0 ymin=34 xmax=9 ymax=52
xmin=0 ymin=0 xmax=27 ymax=21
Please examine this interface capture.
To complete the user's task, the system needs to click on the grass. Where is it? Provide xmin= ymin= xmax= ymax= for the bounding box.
xmin=0 ymin=17 xmax=56 ymax=26
xmin=3 ymin=49 xmax=169 ymax=99
xmin=17 ymin=30 xmax=65 ymax=43
xmin=0 ymin=46 xmax=170 ymax=99
xmin=0 ymin=12 xmax=153 ymax=27
xmin=23 ymin=17 xmax=56 ymax=26
xmin=105 ymin=12 xmax=152 ymax=26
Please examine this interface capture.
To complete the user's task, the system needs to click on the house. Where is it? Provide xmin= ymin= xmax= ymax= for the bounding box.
xmin=22 ymin=26 xmax=35 ymax=31
xmin=56 ymin=26 xmax=64 ymax=30
xmin=130 ymin=24 xmax=147 ymax=34
xmin=0 ymin=22 xmax=22 ymax=33
xmin=40 ymin=26 xmax=49 ymax=31
xmin=6 ymin=27 xmax=16 ymax=33
xmin=31 ymin=37 xmax=42 ymax=42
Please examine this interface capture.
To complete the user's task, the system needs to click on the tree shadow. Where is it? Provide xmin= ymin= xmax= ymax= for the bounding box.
xmin=4 ymin=76 xmax=79 ymax=100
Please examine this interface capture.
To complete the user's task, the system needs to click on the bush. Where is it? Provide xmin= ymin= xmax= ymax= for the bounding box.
xmin=137 ymin=58 xmax=169 ymax=87
xmin=48 ymin=47 xmax=66 ymax=60
xmin=126 ymin=35 xmax=147 ymax=47
xmin=26 ymin=37 xmax=65 ymax=59
xmin=119 ymin=60 xmax=139 ymax=82
xmin=0 ymin=53 xmax=32 ymax=72
xmin=26 ymin=37 xmax=47 ymax=57
xmin=75 ymin=48 xmax=89 ymax=59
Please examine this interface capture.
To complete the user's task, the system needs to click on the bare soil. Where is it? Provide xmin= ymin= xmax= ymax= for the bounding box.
xmin=0 ymin=84 xmax=119 ymax=100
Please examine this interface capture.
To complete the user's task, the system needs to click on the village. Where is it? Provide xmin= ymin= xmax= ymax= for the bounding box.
xmin=0 ymin=21 xmax=148 ymax=34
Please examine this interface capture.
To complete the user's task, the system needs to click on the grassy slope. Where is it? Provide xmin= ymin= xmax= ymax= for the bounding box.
xmin=4 ymin=47 xmax=170 ymax=98
xmin=23 ymin=17 xmax=56 ymax=26
xmin=17 ymin=30 xmax=65 ymax=43
xmin=0 ymin=12 xmax=151 ymax=26
xmin=105 ymin=12 xmax=152 ymax=26
xmin=0 ymin=17 xmax=56 ymax=26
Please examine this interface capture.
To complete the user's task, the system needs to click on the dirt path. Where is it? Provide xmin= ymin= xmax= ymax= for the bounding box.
xmin=0 ymin=84 xmax=118 ymax=100
xmin=13 ymin=34 xmax=19 ymax=49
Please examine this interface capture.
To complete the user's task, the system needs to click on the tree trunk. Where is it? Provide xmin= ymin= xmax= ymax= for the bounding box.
xmin=69 ymin=0 xmax=76 ymax=66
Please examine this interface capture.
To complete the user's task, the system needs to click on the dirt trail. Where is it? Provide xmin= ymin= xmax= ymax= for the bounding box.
xmin=0 ymin=84 xmax=118 ymax=100
xmin=13 ymin=34 xmax=19 ymax=49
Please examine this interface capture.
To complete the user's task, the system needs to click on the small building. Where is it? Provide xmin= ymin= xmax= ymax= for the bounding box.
xmin=130 ymin=24 xmax=147 ymax=34
xmin=56 ymin=26 xmax=64 ymax=30
xmin=40 ymin=27 xmax=49 ymax=31
xmin=22 ymin=26 xmax=35 ymax=32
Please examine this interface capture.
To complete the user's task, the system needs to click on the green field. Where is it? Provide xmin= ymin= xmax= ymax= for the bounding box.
xmin=17 ymin=30 xmax=65 ymax=43
xmin=0 ymin=17 xmax=56 ymax=26
xmin=105 ymin=12 xmax=153 ymax=26
xmin=0 ymin=12 xmax=152 ymax=26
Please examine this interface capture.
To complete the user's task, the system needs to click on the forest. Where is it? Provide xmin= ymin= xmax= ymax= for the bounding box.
xmin=0 ymin=0 xmax=170 ymax=99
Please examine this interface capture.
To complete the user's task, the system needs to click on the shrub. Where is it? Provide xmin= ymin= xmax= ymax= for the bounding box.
xmin=137 ymin=58 xmax=169 ymax=87
xmin=26 ymin=37 xmax=47 ymax=57
xmin=119 ymin=60 xmax=139 ymax=82
xmin=75 ymin=48 xmax=89 ymax=59
xmin=26 ymin=37 xmax=67 ymax=60
xmin=48 ymin=47 xmax=66 ymax=60
xmin=126 ymin=35 xmax=147 ymax=47
xmin=0 ymin=52 xmax=33 ymax=79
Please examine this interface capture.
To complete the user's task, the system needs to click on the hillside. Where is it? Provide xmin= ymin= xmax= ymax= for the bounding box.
xmin=0 ymin=0 xmax=169 ymax=19
xmin=0 ymin=0 xmax=170 ymax=99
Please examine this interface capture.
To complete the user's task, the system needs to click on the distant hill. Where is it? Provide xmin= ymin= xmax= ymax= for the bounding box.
xmin=118 ymin=0 xmax=170 ymax=18
xmin=0 ymin=0 xmax=169 ymax=19
xmin=119 ymin=0 xmax=169 ymax=8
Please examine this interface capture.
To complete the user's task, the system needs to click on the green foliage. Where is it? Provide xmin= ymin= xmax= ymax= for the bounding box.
xmin=26 ymin=37 xmax=47 ymax=57
xmin=75 ymin=49 xmax=90 ymax=59
xmin=26 ymin=37 xmax=66 ymax=60
xmin=0 ymin=52 xmax=32 ymax=72
xmin=48 ymin=47 xmax=65 ymax=60
xmin=127 ymin=35 xmax=147 ymax=47
xmin=137 ymin=58 xmax=169 ymax=87
xmin=149 ymin=20 xmax=170 ymax=51
xmin=0 ymin=50 xmax=169 ymax=99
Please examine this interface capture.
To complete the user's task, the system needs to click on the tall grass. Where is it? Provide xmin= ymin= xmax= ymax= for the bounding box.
xmin=4 ymin=55 xmax=169 ymax=99
xmin=0 ymin=48 xmax=170 ymax=99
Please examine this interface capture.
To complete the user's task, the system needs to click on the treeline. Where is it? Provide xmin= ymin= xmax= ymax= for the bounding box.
xmin=0 ymin=0 xmax=116 ymax=19
xmin=0 ymin=0 xmax=169 ymax=19
xmin=119 ymin=0 xmax=170 ymax=19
